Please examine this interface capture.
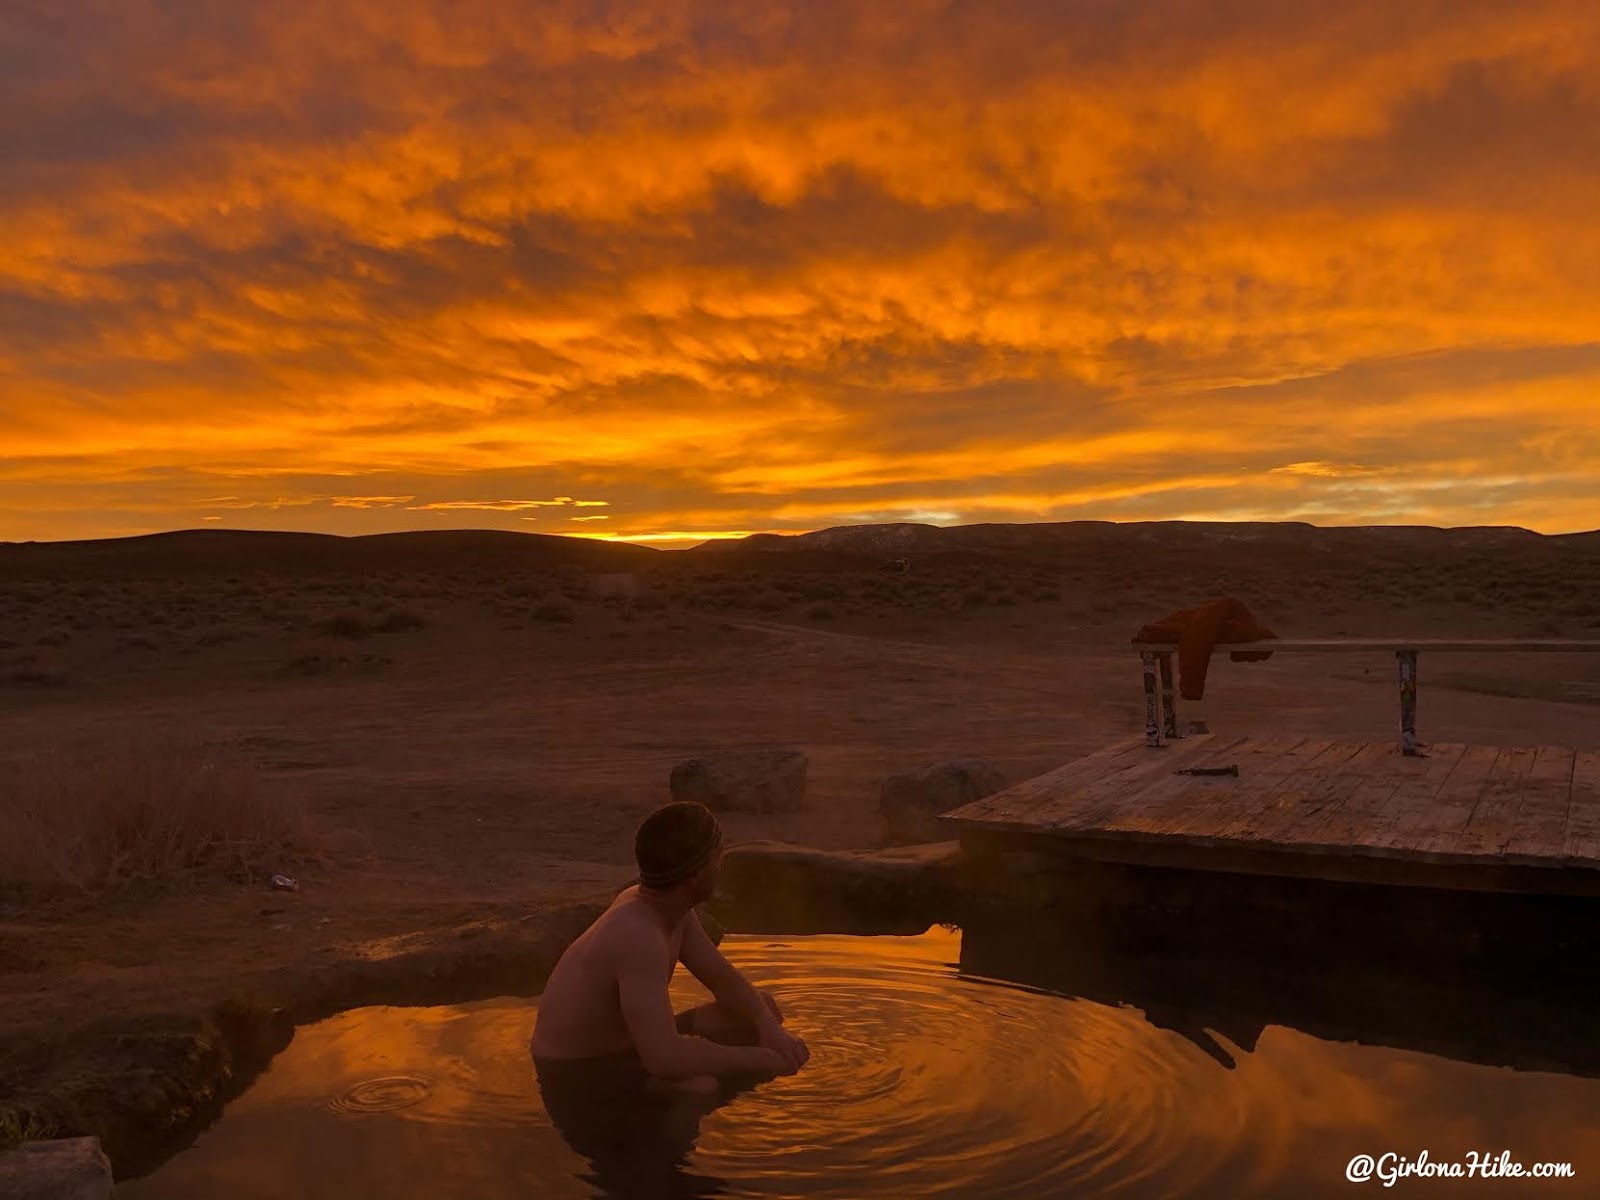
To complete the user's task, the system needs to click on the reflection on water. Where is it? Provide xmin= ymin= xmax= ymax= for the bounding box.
xmin=122 ymin=924 xmax=1600 ymax=1199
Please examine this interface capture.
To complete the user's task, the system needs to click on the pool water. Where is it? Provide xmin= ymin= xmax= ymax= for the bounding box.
xmin=121 ymin=924 xmax=1599 ymax=1199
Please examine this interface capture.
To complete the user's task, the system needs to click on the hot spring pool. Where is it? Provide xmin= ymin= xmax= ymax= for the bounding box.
xmin=120 ymin=924 xmax=1598 ymax=1198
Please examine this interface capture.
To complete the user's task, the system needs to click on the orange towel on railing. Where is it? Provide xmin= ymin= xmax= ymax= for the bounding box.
xmin=1132 ymin=597 xmax=1277 ymax=701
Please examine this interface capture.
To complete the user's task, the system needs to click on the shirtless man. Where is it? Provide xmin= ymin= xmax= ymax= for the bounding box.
xmin=532 ymin=801 xmax=810 ymax=1131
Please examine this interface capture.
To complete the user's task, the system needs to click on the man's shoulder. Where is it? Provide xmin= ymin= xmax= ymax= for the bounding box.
xmin=592 ymin=896 xmax=669 ymax=952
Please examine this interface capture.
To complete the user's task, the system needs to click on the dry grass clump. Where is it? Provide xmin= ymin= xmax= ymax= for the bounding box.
xmin=2 ymin=648 xmax=68 ymax=686
xmin=309 ymin=603 xmax=427 ymax=638
xmin=283 ymin=638 xmax=392 ymax=675
xmin=375 ymin=605 xmax=427 ymax=632
xmin=0 ymin=1106 xmax=57 ymax=1152
xmin=747 ymin=587 xmax=790 ymax=612
xmin=532 ymin=592 xmax=577 ymax=622
xmin=0 ymin=730 xmax=329 ymax=903
xmin=313 ymin=606 xmax=376 ymax=638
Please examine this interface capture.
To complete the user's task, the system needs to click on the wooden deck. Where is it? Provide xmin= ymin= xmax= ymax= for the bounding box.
xmin=943 ymin=734 xmax=1600 ymax=895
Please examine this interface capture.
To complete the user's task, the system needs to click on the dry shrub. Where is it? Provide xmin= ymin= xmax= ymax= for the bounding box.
xmin=532 ymin=592 xmax=577 ymax=622
xmin=3 ymin=648 xmax=68 ymax=686
xmin=0 ymin=730 xmax=328 ymax=902
xmin=314 ymin=607 xmax=376 ymax=638
xmin=284 ymin=639 xmax=391 ymax=675
xmin=747 ymin=588 xmax=788 ymax=612
xmin=375 ymin=605 xmax=427 ymax=632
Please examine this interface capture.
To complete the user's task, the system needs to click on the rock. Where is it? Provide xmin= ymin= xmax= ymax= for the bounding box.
xmin=879 ymin=758 xmax=1009 ymax=844
xmin=711 ymin=840 xmax=963 ymax=933
xmin=0 ymin=1137 xmax=113 ymax=1200
xmin=669 ymin=748 xmax=808 ymax=814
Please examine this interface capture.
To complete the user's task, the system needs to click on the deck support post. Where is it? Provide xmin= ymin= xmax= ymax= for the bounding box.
xmin=1141 ymin=651 xmax=1162 ymax=746
xmin=1397 ymin=649 xmax=1419 ymax=755
xmin=1157 ymin=652 xmax=1181 ymax=739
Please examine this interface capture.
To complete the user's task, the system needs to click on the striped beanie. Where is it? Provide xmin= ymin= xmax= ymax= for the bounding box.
xmin=635 ymin=801 xmax=723 ymax=889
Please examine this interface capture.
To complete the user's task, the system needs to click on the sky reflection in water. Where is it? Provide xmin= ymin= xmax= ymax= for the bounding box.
xmin=121 ymin=924 xmax=1600 ymax=1199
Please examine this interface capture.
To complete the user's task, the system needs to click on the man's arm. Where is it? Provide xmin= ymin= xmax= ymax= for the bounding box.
xmin=614 ymin=922 xmax=780 ymax=1079
xmin=679 ymin=909 xmax=782 ymax=1035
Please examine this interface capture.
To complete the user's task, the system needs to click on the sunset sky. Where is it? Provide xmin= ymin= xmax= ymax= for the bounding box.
xmin=3 ymin=0 xmax=1598 ymax=545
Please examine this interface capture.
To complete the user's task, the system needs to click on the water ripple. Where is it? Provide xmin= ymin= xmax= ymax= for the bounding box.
xmin=686 ymin=931 xmax=1269 ymax=1198
xmin=327 ymin=1075 xmax=434 ymax=1115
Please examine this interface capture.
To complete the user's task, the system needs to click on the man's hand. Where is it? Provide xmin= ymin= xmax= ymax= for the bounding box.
xmin=758 ymin=1021 xmax=810 ymax=1074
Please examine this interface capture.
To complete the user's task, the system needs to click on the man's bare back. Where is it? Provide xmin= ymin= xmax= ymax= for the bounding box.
xmin=531 ymin=885 xmax=687 ymax=1059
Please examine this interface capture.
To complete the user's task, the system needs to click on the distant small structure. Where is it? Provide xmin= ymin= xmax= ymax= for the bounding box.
xmin=879 ymin=557 xmax=910 ymax=572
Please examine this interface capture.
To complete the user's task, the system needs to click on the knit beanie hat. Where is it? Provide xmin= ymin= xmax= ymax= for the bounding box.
xmin=635 ymin=801 xmax=723 ymax=889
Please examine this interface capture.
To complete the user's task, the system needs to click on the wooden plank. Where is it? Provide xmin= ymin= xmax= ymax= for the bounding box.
xmin=1128 ymin=733 xmax=1314 ymax=840
xmin=1269 ymin=742 xmax=1400 ymax=848
xmin=1047 ymin=733 xmax=1251 ymax=828
xmin=1042 ymin=734 xmax=1253 ymax=833
xmin=1562 ymin=750 xmax=1600 ymax=868
xmin=1346 ymin=743 xmax=1470 ymax=857
xmin=1415 ymin=747 xmax=1536 ymax=858
xmin=1384 ymin=743 xmax=1502 ymax=851
xmin=1501 ymin=747 xmax=1578 ymax=865
xmin=1295 ymin=743 xmax=1420 ymax=852
xmin=1206 ymin=740 xmax=1364 ymax=846
xmin=1130 ymin=638 xmax=1600 ymax=653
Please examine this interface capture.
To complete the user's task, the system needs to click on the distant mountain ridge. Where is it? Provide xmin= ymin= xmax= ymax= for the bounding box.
xmin=2 ymin=520 xmax=1595 ymax=580
xmin=0 ymin=527 xmax=660 ymax=578
xmin=687 ymin=519 xmax=1597 ymax=556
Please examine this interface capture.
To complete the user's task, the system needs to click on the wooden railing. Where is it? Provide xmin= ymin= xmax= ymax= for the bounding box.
xmin=1131 ymin=638 xmax=1600 ymax=755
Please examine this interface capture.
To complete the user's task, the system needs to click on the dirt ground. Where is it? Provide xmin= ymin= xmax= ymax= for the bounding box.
xmin=3 ymin=526 xmax=1599 ymax=1142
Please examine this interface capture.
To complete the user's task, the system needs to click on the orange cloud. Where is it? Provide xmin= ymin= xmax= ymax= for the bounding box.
xmin=2 ymin=1 xmax=1598 ymax=542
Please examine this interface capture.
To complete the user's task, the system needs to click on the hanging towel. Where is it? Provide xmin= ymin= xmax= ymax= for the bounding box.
xmin=1132 ymin=596 xmax=1277 ymax=701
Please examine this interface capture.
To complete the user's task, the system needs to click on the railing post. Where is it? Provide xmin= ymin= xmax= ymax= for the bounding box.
xmin=1141 ymin=651 xmax=1162 ymax=746
xmin=1397 ymin=649 xmax=1418 ymax=755
xmin=1157 ymin=652 xmax=1181 ymax=739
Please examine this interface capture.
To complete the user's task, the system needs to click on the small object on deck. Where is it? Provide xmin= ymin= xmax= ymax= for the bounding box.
xmin=270 ymin=873 xmax=299 ymax=892
xmin=1175 ymin=764 xmax=1239 ymax=777
xmin=1187 ymin=720 xmax=1210 ymax=734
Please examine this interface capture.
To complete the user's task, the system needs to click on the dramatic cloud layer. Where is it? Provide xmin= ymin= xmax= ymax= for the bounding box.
xmin=3 ymin=0 xmax=1597 ymax=542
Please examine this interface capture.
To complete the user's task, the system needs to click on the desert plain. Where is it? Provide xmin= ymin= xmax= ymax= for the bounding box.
xmin=3 ymin=519 xmax=1599 ymax=1162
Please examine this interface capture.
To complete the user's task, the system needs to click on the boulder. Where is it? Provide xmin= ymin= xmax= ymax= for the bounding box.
xmin=712 ymin=840 xmax=963 ymax=933
xmin=0 ymin=1137 xmax=113 ymax=1200
xmin=669 ymin=748 xmax=808 ymax=814
xmin=880 ymin=758 xmax=1009 ymax=844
